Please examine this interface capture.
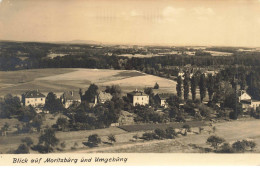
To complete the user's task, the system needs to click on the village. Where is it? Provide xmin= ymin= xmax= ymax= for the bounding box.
xmin=1 ymin=66 xmax=260 ymax=154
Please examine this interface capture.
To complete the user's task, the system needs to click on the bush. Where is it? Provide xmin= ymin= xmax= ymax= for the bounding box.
xmin=21 ymin=137 xmax=34 ymax=147
xmin=154 ymin=128 xmax=166 ymax=139
xmin=206 ymin=136 xmax=225 ymax=150
xmin=141 ymin=132 xmax=157 ymax=140
xmin=154 ymin=82 xmax=159 ymax=89
xmin=60 ymin=142 xmax=66 ymax=149
xmin=31 ymin=144 xmax=50 ymax=153
xmin=182 ymin=124 xmax=191 ymax=132
xmin=232 ymin=140 xmax=256 ymax=152
xmin=108 ymin=134 xmax=116 ymax=144
xmin=218 ymin=143 xmax=234 ymax=153
xmin=232 ymin=140 xmax=246 ymax=153
xmin=175 ymin=115 xmax=186 ymax=122
xmin=165 ymin=127 xmax=176 ymax=139
xmin=87 ymin=134 xmax=101 ymax=147
xmin=15 ymin=144 xmax=30 ymax=154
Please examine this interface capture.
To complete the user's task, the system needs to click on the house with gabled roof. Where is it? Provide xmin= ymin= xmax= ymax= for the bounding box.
xmin=60 ymin=91 xmax=81 ymax=108
xmin=22 ymin=90 xmax=46 ymax=107
xmin=127 ymin=89 xmax=149 ymax=106
xmin=154 ymin=93 xmax=174 ymax=108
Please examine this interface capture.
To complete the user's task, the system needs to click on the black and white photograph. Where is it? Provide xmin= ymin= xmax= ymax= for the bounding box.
xmin=0 ymin=0 xmax=260 ymax=165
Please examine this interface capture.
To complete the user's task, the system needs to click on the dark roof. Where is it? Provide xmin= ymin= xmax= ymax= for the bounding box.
xmin=127 ymin=90 xmax=148 ymax=96
xmin=23 ymin=90 xmax=45 ymax=98
xmin=61 ymin=91 xmax=81 ymax=100
xmin=156 ymin=93 xmax=174 ymax=100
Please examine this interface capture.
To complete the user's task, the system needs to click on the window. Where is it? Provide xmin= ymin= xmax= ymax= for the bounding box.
xmin=35 ymin=98 xmax=37 ymax=101
xmin=142 ymin=97 xmax=143 ymax=100
xmin=41 ymin=98 xmax=43 ymax=101
xmin=27 ymin=101 xmax=29 ymax=103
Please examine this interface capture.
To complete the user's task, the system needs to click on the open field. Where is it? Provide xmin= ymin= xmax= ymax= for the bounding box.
xmin=1 ymin=118 xmax=259 ymax=153
xmin=119 ymin=121 xmax=205 ymax=132
xmin=0 ymin=68 xmax=177 ymax=96
xmin=72 ymin=119 xmax=260 ymax=153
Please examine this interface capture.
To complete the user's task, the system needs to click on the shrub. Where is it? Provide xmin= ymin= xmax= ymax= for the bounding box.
xmin=232 ymin=140 xmax=246 ymax=153
xmin=154 ymin=82 xmax=159 ymax=89
xmin=175 ymin=115 xmax=186 ymax=122
xmin=165 ymin=127 xmax=176 ymax=139
xmin=206 ymin=136 xmax=225 ymax=150
xmin=182 ymin=124 xmax=191 ymax=132
xmin=87 ymin=134 xmax=101 ymax=147
xmin=108 ymin=134 xmax=116 ymax=144
xmin=232 ymin=140 xmax=256 ymax=152
xmin=15 ymin=144 xmax=29 ymax=154
xmin=60 ymin=142 xmax=66 ymax=149
xmin=21 ymin=137 xmax=34 ymax=147
xmin=218 ymin=143 xmax=234 ymax=153
xmin=141 ymin=132 xmax=157 ymax=140
xmin=154 ymin=128 xmax=166 ymax=139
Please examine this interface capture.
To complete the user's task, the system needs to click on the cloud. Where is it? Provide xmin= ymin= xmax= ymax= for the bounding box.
xmin=193 ymin=7 xmax=215 ymax=16
xmin=162 ymin=6 xmax=185 ymax=17
xmin=159 ymin=6 xmax=185 ymax=23
xmin=130 ymin=10 xmax=142 ymax=17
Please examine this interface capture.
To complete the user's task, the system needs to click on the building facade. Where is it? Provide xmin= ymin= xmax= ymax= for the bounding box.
xmin=60 ymin=91 xmax=81 ymax=108
xmin=127 ymin=90 xmax=149 ymax=106
xmin=154 ymin=93 xmax=174 ymax=108
xmin=22 ymin=90 xmax=46 ymax=107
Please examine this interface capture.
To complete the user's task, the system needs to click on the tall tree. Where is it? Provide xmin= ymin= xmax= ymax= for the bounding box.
xmin=45 ymin=92 xmax=63 ymax=113
xmin=190 ymin=75 xmax=198 ymax=101
xmin=176 ymin=76 xmax=183 ymax=99
xmin=83 ymin=84 xmax=99 ymax=103
xmin=183 ymin=74 xmax=190 ymax=101
xmin=212 ymin=73 xmax=222 ymax=103
xmin=239 ymin=74 xmax=246 ymax=90
xmin=38 ymin=128 xmax=59 ymax=153
xmin=207 ymin=74 xmax=215 ymax=101
xmin=199 ymin=74 xmax=207 ymax=102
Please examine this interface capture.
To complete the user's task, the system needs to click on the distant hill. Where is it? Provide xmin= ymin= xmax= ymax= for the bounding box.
xmin=54 ymin=40 xmax=102 ymax=45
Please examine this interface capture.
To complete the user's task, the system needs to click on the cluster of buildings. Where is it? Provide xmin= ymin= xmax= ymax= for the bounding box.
xmin=20 ymin=89 xmax=151 ymax=109
xmin=19 ymin=88 xmax=260 ymax=116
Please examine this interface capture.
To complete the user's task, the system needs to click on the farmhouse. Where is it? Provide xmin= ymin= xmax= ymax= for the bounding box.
xmin=127 ymin=90 xmax=149 ymax=106
xmin=238 ymin=90 xmax=251 ymax=102
xmin=22 ymin=90 xmax=45 ymax=107
xmin=251 ymin=100 xmax=260 ymax=110
xmin=154 ymin=93 xmax=174 ymax=108
xmin=237 ymin=90 xmax=260 ymax=111
xmin=60 ymin=91 xmax=81 ymax=108
xmin=97 ymin=91 xmax=112 ymax=104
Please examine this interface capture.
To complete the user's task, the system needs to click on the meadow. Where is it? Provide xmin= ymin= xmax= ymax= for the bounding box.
xmin=0 ymin=68 xmax=177 ymax=97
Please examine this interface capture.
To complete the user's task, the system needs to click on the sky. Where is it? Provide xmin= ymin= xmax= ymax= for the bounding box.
xmin=0 ymin=0 xmax=260 ymax=47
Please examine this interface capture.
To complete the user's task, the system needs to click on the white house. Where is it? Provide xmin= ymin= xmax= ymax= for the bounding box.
xmin=251 ymin=100 xmax=260 ymax=110
xmin=238 ymin=90 xmax=251 ymax=102
xmin=22 ymin=90 xmax=46 ymax=107
xmin=127 ymin=90 xmax=149 ymax=106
